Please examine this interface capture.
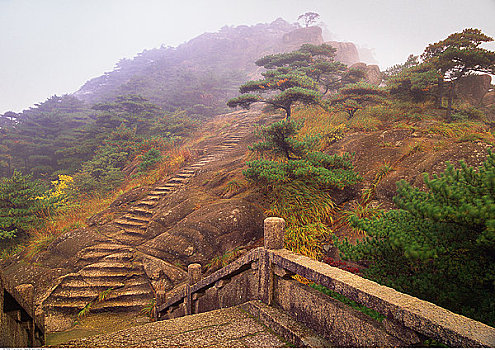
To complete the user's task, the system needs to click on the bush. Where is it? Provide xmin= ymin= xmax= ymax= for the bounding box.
xmin=335 ymin=150 xmax=495 ymax=326
xmin=138 ymin=148 xmax=162 ymax=173
xmin=0 ymin=171 xmax=45 ymax=239
xmin=245 ymin=119 xmax=361 ymax=258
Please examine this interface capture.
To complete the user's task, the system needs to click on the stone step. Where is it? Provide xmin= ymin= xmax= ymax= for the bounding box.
xmin=145 ymin=195 xmax=161 ymax=201
xmin=50 ymin=288 xmax=99 ymax=300
xmin=86 ymin=299 xmax=151 ymax=313
xmin=77 ymin=251 xmax=134 ymax=265
xmin=135 ymin=200 xmax=157 ymax=207
xmin=117 ymin=228 xmax=146 ymax=237
xmin=149 ymin=190 xmax=169 ymax=196
xmin=60 ymin=303 xmax=294 ymax=348
xmin=128 ymin=207 xmax=154 ymax=216
xmin=80 ymin=243 xmax=132 ymax=253
xmin=176 ymin=173 xmax=194 ymax=178
xmin=77 ymin=245 xmax=134 ymax=260
xmin=167 ymin=178 xmax=185 ymax=184
xmin=115 ymin=219 xmax=147 ymax=228
xmin=155 ymin=184 xmax=178 ymax=190
xmin=103 ymin=288 xmax=153 ymax=302
xmin=79 ymin=267 xmax=142 ymax=279
xmin=121 ymin=215 xmax=150 ymax=224
xmin=47 ymin=300 xmax=91 ymax=311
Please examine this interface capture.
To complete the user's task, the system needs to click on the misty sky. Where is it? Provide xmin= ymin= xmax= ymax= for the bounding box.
xmin=1 ymin=0 xmax=494 ymax=114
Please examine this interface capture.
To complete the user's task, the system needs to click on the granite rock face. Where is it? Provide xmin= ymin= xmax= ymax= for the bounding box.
xmin=350 ymin=62 xmax=382 ymax=85
xmin=456 ymin=74 xmax=492 ymax=105
xmin=327 ymin=41 xmax=361 ymax=65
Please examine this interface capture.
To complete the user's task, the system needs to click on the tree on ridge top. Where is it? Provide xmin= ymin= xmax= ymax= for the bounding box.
xmin=227 ymin=43 xmax=359 ymax=119
xmin=297 ymin=12 xmax=320 ymax=28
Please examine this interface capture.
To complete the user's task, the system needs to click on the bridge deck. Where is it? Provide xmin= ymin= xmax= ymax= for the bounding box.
xmin=59 ymin=303 xmax=295 ymax=348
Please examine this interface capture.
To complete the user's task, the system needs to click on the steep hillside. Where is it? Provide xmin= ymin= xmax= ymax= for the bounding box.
xmin=72 ymin=19 xmax=359 ymax=118
xmin=0 ymin=106 xmax=274 ymax=337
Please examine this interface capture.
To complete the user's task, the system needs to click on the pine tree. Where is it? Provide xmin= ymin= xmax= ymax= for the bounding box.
xmin=227 ymin=44 xmax=358 ymax=118
xmin=421 ymin=28 xmax=495 ymax=121
xmin=0 ymin=171 xmax=44 ymax=239
xmin=335 ymin=150 xmax=495 ymax=326
xmin=329 ymin=82 xmax=387 ymax=119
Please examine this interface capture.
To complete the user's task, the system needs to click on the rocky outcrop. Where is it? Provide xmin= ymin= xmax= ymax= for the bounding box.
xmin=282 ymin=26 xmax=324 ymax=49
xmin=456 ymin=74 xmax=492 ymax=105
xmin=327 ymin=41 xmax=360 ymax=65
xmin=350 ymin=62 xmax=382 ymax=85
xmin=482 ymin=90 xmax=495 ymax=109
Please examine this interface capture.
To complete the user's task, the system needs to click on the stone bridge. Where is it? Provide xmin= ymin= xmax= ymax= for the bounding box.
xmin=0 ymin=271 xmax=44 ymax=347
xmin=64 ymin=217 xmax=495 ymax=347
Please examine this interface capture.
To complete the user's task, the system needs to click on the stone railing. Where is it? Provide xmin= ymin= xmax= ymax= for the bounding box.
xmin=0 ymin=271 xmax=44 ymax=347
xmin=156 ymin=217 xmax=495 ymax=347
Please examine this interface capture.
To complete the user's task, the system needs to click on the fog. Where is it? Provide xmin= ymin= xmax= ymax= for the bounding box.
xmin=1 ymin=0 xmax=494 ymax=114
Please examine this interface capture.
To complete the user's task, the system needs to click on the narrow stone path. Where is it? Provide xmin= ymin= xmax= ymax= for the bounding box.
xmin=41 ymin=112 xmax=258 ymax=328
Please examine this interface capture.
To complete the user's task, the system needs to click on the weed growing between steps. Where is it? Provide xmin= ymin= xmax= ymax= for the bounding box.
xmin=140 ymin=298 xmax=156 ymax=321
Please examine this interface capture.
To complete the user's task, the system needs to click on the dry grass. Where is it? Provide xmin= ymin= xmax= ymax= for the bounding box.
xmin=18 ymin=145 xmax=198 ymax=262
xmin=427 ymin=121 xmax=494 ymax=144
xmin=126 ymin=146 xmax=195 ymax=189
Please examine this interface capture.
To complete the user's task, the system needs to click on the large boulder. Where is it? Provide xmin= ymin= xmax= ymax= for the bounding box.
xmin=350 ymin=62 xmax=382 ymax=85
xmin=281 ymin=26 xmax=324 ymax=49
xmin=456 ymin=74 xmax=492 ymax=105
xmin=139 ymin=198 xmax=265 ymax=266
xmin=482 ymin=90 xmax=495 ymax=108
xmin=327 ymin=41 xmax=360 ymax=65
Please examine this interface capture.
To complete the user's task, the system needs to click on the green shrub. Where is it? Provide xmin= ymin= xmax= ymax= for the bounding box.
xmin=245 ymin=119 xmax=361 ymax=259
xmin=0 ymin=171 xmax=45 ymax=239
xmin=138 ymin=148 xmax=162 ymax=173
xmin=335 ymin=150 xmax=495 ymax=326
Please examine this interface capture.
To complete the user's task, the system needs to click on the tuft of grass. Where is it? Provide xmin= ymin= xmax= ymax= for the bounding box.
xmin=0 ymin=243 xmax=25 ymax=261
xmin=309 ymin=283 xmax=385 ymax=322
xmin=77 ymin=287 xmax=114 ymax=320
xmin=222 ymin=179 xmax=246 ymax=197
xmin=284 ymin=222 xmax=329 ymax=260
xmin=24 ymin=232 xmax=56 ymax=260
xmin=360 ymin=162 xmax=393 ymax=205
xmin=427 ymin=121 xmax=492 ymax=142
xmin=77 ymin=302 xmax=93 ymax=319
xmin=267 ymin=181 xmax=336 ymax=260
xmin=206 ymin=247 xmax=244 ymax=271
xmin=140 ymin=298 xmax=156 ymax=321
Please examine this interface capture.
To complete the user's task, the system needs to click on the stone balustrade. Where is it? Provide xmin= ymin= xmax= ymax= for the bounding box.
xmin=156 ymin=217 xmax=495 ymax=347
xmin=0 ymin=271 xmax=45 ymax=347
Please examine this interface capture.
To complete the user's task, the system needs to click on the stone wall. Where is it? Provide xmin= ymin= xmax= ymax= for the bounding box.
xmin=156 ymin=217 xmax=495 ymax=348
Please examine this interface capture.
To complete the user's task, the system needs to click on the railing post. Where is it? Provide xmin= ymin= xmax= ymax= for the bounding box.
xmin=264 ymin=217 xmax=285 ymax=250
xmin=185 ymin=263 xmax=201 ymax=315
xmin=260 ymin=217 xmax=285 ymax=305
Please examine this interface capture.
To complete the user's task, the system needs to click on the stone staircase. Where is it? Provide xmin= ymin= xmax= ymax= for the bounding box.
xmin=41 ymin=113 xmax=257 ymax=329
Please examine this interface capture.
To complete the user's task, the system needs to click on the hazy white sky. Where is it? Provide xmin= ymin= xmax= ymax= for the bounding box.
xmin=1 ymin=0 xmax=494 ymax=114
